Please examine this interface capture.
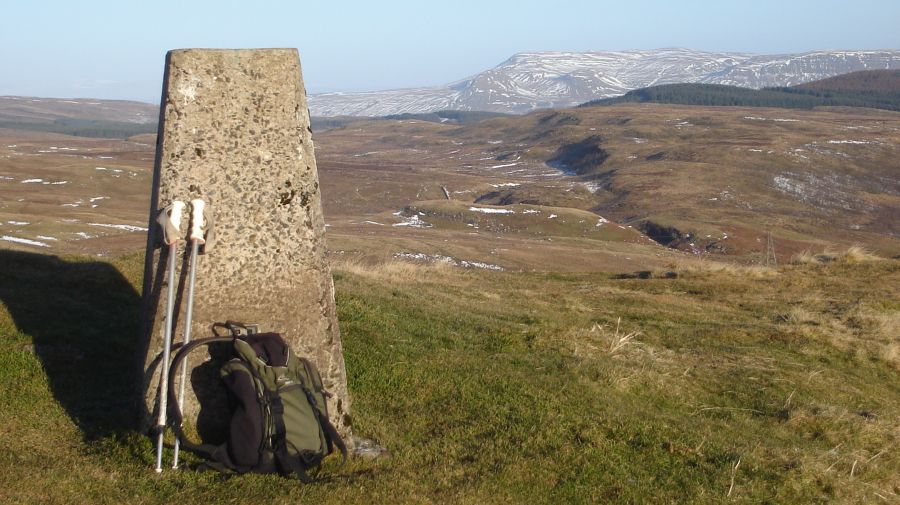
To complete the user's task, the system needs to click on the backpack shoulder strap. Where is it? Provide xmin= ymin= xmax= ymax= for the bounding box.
xmin=294 ymin=356 xmax=349 ymax=466
xmin=166 ymin=335 xmax=235 ymax=459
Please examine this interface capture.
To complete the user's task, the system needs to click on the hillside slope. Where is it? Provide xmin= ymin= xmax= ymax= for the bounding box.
xmin=0 ymin=96 xmax=158 ymax=138
xmin=581 ymin=70 xmax=900 ymax=111
xmin=2 ymin=99 xmax=898 ymax=267
xmin=313 ymin=103 xmax=900 ymax=261
xmin=1 ymin=250 xmax=898 ymax=503
xmin=794 ymin=69 xmax=900 ymax=93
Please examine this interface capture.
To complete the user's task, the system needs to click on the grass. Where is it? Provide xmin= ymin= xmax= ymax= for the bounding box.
xmin=791 ymin=246 xmax=884 ymax=265
xmin=0 ymin=250 xmax=898 ymax=503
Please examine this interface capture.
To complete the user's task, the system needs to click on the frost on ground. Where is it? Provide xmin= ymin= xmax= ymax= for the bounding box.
xmin=469 ymin=206 xmax=515 ymax=214
xmin=20 ymin=179 xmax=43 ymax=183
xmin=2 ymin=235 xmax=50 ymax=248
xmin=772 ymin=172 xmax=874 ymax=211
xmin=394 ymin=252 xmax=504 ymax=271
xmin=6 ymin=221 xmax=29 ymax=226
xmin=489 ymin=183 xmax=521 ymax=188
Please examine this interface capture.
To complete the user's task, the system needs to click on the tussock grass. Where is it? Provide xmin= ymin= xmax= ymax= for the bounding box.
xmin=332 ymin=257 xmax=454 ymax=283
xmin=670 ymin=259 xmax=778 ymax=278
xmin=792 ymin=246 xmax=883 ymax=265
xmin=566 ymin=318 xmax=642 ymax=358
xmin=1 ymin=251 xmax=898 ymax=503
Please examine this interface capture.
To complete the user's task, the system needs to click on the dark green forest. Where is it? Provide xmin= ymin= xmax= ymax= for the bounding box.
xmin=580 ymin=82 xmax=900 ymax=111
xmin=0 ymin=118 xmax=158 ymax=139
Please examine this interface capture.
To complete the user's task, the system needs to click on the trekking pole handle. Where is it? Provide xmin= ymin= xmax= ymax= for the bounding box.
xmin=189 ymin=199 xmax=206 ymax=244
xmin=157 ymin=200 xmax=186 ymax=246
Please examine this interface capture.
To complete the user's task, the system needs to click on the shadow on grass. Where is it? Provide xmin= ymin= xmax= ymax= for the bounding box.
xmin=0 ymin=249 xmax=141 ymax=440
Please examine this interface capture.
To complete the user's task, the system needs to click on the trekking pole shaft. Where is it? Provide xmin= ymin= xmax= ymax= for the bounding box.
xmin=172 ymin=239 xmax=200 ymax=468
xmin=155 ymin=242 xmax=178 ymax=472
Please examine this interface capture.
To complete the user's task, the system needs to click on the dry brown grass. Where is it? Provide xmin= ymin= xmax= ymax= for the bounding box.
xmin=671 ymin=258 xmax=778 ymax=278
xmin=791 ymin=246 xmax=883 ymax=265
xmin=331 ymin=256 xmax=454 ymax=283
xmin=566 ymin=317 xmax=643 ymax=359
xmin=776 ymin=290 xmax=899 ymax=369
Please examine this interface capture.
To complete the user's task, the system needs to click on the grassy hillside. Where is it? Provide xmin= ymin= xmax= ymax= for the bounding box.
xmin=4 ymin=102 xmax=899 ymax=265
xmin=794 ymin=69 xmax=900 ymax=93
xmin=0 ymin=96 xmax=158 ymax=139
xmin=580 ymin=81 xmax=900 ymax=112
xmin=0 ymin=249 xmax=897 ymax=503
xmin=0 ymin=118 xmax=158 ymax=139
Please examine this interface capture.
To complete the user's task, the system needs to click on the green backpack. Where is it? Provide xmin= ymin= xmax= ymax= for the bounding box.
xmin=167 ymin=326 xmax=347 ymax=481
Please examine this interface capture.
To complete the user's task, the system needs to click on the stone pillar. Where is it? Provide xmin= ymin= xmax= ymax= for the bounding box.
xmin=139 ymin=49 xmax=351 ymax=441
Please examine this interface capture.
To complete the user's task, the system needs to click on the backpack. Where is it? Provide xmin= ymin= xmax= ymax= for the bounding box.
xmin=166 ymin=324 xmax=347 ymax=482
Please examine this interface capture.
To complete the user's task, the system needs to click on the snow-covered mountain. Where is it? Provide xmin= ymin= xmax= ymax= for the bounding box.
xmin=309 ymin=48 xmax=900 ymax=116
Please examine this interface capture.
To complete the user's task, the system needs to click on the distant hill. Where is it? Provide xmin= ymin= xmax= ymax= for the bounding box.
xmin=379 ymin=110 xmax=513 ymax=125
xmin=0 ymin=96 xmax=158 ymax=139
xmin=793 ymin=69 xmax=900 ymax=93
xmin=311 ymin=110 xmax=514 ymax=132
xmin=580 ymin=70 xmax=900 ymax=111
xmin=309 ymin=49 xmax=900 ymax=116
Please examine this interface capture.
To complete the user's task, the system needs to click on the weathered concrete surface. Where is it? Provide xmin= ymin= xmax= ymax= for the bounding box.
xmin=139 ymin=49 xmax=351 ymax=441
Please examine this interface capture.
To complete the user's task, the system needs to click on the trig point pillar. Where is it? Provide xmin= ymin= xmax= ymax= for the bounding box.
xmin=139 ymin=49 xmax=352 ymax=441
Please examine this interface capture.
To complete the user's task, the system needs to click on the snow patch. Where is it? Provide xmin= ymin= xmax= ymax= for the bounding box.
xmin=469 ymin=206 xmax=515 ymax=214
xmin=88 ymin=223 xmax=148 ymax=232
xmin=827 ymin=139 xmax=878 ymax=145
xmin=1 ymin=236 xmax=49 ymax=248
xmin=394 ymin=252 xmax=504 ymax=271
xmin=744 ymin=116 xmax=800 ymax=122
xmin=393 ymin=214 xmax=432 ymax=228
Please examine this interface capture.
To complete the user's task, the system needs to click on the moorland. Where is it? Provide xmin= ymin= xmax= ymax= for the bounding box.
xmin=0 ymin=88 xmax=898 ymax=503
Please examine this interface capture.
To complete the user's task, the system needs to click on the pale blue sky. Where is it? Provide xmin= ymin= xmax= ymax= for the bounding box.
xmin=1 ymin=0 xmax=898 ymax=102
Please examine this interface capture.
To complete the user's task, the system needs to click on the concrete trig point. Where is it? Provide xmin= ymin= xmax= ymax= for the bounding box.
xmin=139 ymin=49 xmax=352 ymax=442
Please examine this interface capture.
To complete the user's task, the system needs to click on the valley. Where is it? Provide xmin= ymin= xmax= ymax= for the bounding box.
xmin=2 ymin=101 xmax=898 ymax=271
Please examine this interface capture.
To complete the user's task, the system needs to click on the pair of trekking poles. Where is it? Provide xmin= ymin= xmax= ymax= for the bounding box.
xmin=154 ymin=198 xmax=212 ymax=473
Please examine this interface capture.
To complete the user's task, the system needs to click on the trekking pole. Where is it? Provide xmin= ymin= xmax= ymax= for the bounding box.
xmin=154 ymin=200 xmax=185 ymax=473
xmin=172 ymin=198 xmax=207 ymax=469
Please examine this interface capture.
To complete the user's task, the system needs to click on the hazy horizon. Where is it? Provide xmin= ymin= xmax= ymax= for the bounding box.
xmin=2 ymin=0 xmax=899 ymax=103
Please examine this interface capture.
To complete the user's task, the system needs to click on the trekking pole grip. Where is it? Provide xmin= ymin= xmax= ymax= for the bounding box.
xmin=157 ymin=201 xmax=186 ymax=246
xmin=189 ymin=199 xmax=207 ymax=244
